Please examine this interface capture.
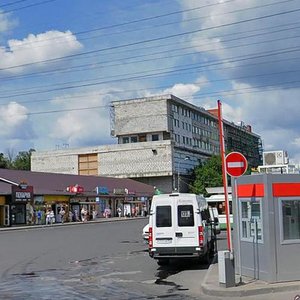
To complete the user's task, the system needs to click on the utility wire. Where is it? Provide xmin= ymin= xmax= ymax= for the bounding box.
xmin=5 ymin=0 xmax=294 ymax=52
xmin=2 ymin=20 xmax=300 ymax=83
xmin=1 ymin=6 xmax=300 ymax=71
xmin=1 ymin=0 xmax=57 ymax=14
xmin=1 ymin=44 xmax=300 ymax=98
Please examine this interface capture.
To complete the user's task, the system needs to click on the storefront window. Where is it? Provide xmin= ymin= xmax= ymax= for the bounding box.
xmin=282 ymin=200 xmax=300 ymax=241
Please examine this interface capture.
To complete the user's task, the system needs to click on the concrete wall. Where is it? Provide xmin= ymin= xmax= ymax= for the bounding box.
xmin=113 ymin=97 xmax=169 ymax=136
xmin=31 ymin=141 xmax=173 ymax=178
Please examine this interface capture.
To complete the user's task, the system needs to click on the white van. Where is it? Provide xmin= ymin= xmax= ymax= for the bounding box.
xmin=148 ymin=193 xmax=215 ymax=265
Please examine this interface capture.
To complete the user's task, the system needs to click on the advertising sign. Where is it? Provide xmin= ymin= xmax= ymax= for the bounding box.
xmin=12 ymin=185 xmax=33 ymax=202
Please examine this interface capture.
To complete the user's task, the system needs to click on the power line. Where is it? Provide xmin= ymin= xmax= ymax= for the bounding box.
xmin=1 ymin=6 xmax=300 ymax=72
xmin=5 ymin=0 xmax=294 ymax=53
xmin=2 ymin=19 xmax=300 ymax=83
xmin=0 ymin=0 xmax=30 ymax=9
xmin=1 ymin=44 xmax=300 ymax=98
xmin=13 ymin=77 xmax=300 ymax=117
xmin=1 ymin=0 xmax=57 ymax=14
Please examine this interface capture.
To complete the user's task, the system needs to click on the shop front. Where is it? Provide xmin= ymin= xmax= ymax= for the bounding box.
xmin=10 ymin=184 xmax=33 ymax=225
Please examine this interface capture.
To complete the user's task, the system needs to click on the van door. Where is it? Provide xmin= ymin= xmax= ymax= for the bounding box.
xmin=174 ymin=200 xmax=198 ymax=246
xmin=153 ymin=201 xmax=174 ymax=247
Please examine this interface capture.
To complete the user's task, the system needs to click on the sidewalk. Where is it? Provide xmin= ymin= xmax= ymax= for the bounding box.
xmin=201 ymin=259 xmax=300 ymax=298
xmin=0 ymin=216 xmax=147 ymax=232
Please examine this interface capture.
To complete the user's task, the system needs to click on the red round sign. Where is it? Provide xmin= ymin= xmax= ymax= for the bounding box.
xmin=225 ymin=152 xmax=248 ymax=177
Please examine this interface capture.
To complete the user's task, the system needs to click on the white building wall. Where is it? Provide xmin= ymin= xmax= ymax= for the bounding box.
xmin=31 ymin=152 xmax=78 ymax=174
xmin=31 ymin=141 xmax=173 ymax=178
xmin=99 ymin=141 xmax=173 ymax=178
xmin=113 ymin=97 xmax=168 ymax=135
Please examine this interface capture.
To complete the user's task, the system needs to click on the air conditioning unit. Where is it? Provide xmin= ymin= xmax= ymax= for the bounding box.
xmin=263 ymin=151 xmax=289 ymax=166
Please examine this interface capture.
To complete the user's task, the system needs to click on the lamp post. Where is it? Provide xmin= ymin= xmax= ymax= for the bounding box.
xmin=177 ymin=156 xmax=190 ymax=193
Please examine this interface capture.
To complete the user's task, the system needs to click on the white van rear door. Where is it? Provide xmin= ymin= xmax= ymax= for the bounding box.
xmin=175 ymin=199 xmax=198 ymax=246
xmin=153 ymin=199 xmax=175 ymax=247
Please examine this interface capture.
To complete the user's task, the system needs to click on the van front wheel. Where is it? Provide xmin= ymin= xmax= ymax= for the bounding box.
xmin=157 ymin=259 xmax=169 ymax=266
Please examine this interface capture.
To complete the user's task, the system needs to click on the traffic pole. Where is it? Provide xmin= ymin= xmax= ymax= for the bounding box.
xmin=217 ymin=100 xmax=232 ymax=252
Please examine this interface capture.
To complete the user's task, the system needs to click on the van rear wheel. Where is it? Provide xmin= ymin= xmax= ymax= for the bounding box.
xmin=157 ymin=259 xmax=169 ymax=266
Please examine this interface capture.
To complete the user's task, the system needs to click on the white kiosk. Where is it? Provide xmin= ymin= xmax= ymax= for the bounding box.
xmin=233 ymin=173 xmax=300 ymax=282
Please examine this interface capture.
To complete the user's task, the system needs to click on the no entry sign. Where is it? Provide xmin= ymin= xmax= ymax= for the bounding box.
xmin=225 ymin=152 xmax=248 ymax=177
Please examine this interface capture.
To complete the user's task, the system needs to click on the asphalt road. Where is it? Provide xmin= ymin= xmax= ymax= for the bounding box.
xmin=0 ymin=218 xmax=226 ymax=300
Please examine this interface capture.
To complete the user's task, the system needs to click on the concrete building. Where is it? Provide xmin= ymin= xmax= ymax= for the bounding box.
xmin=31 ymin=94 xmax=263 ymax=193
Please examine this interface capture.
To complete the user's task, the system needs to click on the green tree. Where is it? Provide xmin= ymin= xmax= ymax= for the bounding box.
xmin=190 ymin=155 xmax=224 ymax=196
xmin=12 ymin=149 xmax=35 ymax=170
xmin=0 ymin=153 xmax=9 ymax=169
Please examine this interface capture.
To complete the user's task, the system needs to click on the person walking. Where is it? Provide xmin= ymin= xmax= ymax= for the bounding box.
xmin=68 ymin=210 xmax=73 ymax=222
xmin=117 ymin=207 xmax=122 ymax=218
xmin=46 ymin=209 xmax=51 ymax=225
xmin=81 ymin=207 xmax=87 ymax=222
xmin=92 ymin=209 xmax=98 ymax=220
xmin=49 ymin=209 xmax=55 ymax=225
xmin=59 ymin=207 xmax=66 ymax=224
xmin=36 ymin=209 xmax=42 ymax=225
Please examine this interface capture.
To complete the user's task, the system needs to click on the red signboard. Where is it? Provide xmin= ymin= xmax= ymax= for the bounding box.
xmin=225 ymin=152 xmax=248 ymax=177
xmin=67 ymin=185 xmax=84 ymax=193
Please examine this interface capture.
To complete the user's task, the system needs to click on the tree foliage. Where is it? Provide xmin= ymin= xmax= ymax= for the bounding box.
xmin=0 ymin=149 xmax=35 ymax=170
xmin=189 ymin=155 xmax=224 ymax=196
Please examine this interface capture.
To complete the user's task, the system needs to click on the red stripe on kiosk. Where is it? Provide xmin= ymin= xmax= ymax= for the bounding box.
xmin=237 ymin=183 xmax=265 ymax=197
xmin=273 ymin=183 xmax=300 ymax=197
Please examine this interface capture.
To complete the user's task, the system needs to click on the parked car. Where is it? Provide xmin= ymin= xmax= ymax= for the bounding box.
xmin=142 ymin=223 xmax=149 ymax=243
xmin=148 ymin=193 xmax=215 ymax=265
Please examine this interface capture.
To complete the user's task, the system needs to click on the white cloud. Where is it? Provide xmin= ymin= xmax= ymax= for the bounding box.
xmin=0 ymin=10 xmax=17 ymax=34
xmin=144 ymin=76 xmax=208 ymax=100
xmin=0 ymin=30 xmax=83 ymax=73
xmin=50 ymin=91 xmax=114 ymax=147
xmin=0 ymin=101 xmax=35 ymax=140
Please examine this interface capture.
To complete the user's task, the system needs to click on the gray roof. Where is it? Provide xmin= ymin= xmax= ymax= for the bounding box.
xmin=0 ymin=169 xmax=154 ymax=197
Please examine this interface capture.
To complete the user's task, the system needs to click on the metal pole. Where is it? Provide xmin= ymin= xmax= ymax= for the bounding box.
xmin=235 ymin=177 xmax=243 ymax=284
xmin=177 ymin=160 xmax=180 ymax=193
xmin=217 ymin=100 xmax=232 ymax=252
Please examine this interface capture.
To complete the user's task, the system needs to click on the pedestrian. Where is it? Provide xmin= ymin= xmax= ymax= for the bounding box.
xmin=74 ymin=209 xmax=79 ymax=222
xmin=68 ymin=210 xmax=73 ymax=222
xmin=131 ymin=206 xmax=136 ymax=218
xmin=59 ymin=207 xmax=66 ymax=224
xmin=46 ymin=209 xmax=51 ymax=225
xmin=49 ymin=209 xmax=55 ymax=225
xmin=92 ymin=209 xmax=98 ymax=220
xmin=117 ymin=207 xmax=122 ymax=218
xmin=36 ymin=209 xmax=42 ymax=225
xmin=81 ymin=207 xmax=87 ymax=222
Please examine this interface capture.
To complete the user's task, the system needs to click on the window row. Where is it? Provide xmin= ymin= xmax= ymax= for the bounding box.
xmin=171 ymin=104 xmax=216 ymax=128
xmin=121 ymin=134 xmax=159 ymax=144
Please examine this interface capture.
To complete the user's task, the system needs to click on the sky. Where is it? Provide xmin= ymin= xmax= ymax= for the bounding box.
xmin=1 ymin=0 xmax=300 ymax=163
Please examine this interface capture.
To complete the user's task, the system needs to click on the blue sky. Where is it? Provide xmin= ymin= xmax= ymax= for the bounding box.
xmin=1 ymin=0 xmax=300 ymax=163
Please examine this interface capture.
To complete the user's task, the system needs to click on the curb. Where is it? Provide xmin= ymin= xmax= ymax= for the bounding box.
xmin=201 ymin=263 xmax=300 ymax=297
xmin=0 ymin=217 xmax=148 ymax=232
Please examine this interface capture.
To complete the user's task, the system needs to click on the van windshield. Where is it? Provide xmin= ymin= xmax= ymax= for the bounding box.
xmin=156 ymin=206 xmax=171 ymax=227
xmin=178 ymin=205 xmax=194 ymax=227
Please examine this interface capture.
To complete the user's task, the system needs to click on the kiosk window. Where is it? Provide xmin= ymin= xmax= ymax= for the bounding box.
xmin=156 ymin=206 xmax=172 ymax=227
xmin=240 ymin=199 xmax=263 ymax=243
xmin=178 ymin=205 xmax=194 ymax=227
xmin=282 ymin=200 xmax=300 ymax=240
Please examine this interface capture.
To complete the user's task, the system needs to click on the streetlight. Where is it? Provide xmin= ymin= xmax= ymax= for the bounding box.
xmin=177 ymin=156 xmax=190 ymax=193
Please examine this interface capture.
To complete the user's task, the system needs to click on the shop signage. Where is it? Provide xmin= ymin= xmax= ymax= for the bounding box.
xmin=67 ymin=185 xmax=84 ymax=193
xmin=96 ymin=186 xmax=109 ymax=195
xmin=12 ymin=185 xmax=33 ymax=202
xmin=113 ymin=188 xmax=128 ymax=195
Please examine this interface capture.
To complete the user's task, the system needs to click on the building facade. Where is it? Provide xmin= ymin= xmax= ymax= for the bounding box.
xmin=31 ymin=94 xmax=263 ymax=193
xmin=0 ymin=169 xmax=154 ymax=227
